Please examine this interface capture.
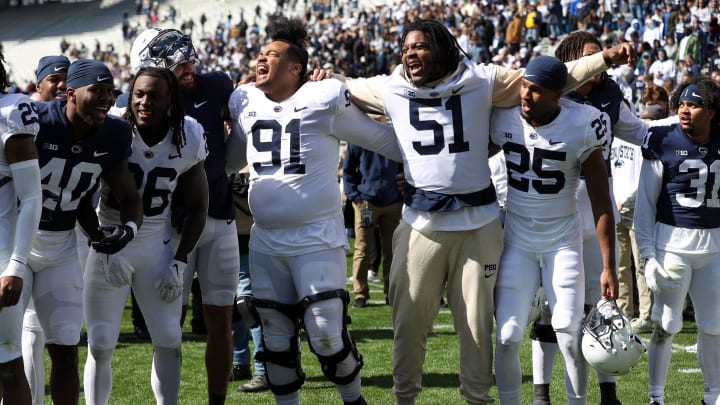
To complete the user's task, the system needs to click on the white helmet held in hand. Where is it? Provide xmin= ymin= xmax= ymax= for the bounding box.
xmin=582 ymin=299 xmax=646 ymax=375
xmin=130 ymin=28 xmax=197 ymax=74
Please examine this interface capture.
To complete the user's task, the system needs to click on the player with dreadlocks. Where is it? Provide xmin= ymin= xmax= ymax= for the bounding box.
xmin=307 ymin=17 xmax=637 ymax=404
xmin=0 ymin=49 xmax=42 ymax=405
xmin=82 ymin=66 xmax=209 ymax=404
xmin=226 ymin=14 xmax=405 ymax=405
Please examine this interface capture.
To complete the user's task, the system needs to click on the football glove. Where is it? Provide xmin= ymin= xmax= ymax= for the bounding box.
xmin=91 ymin=224 xmax=135 ymax=255
xmin=644 ymin=258 xmax=669 ymax=294
xmin=229 ymin=172 xmax=250 ymax=197
xmin=155 ymin=259 xmax=185 ymax=302
xmin=97 ymin=253 xmax=134 ymax=287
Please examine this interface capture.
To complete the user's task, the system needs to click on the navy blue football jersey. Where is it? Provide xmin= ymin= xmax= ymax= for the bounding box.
xmin=181 ymin=72 xmax=234 ymax=220
xmin=564 ymin=78 xmax=624 ymax=174
xmin=36 ymin=100 xmax=132 ymax=231
xmin=642 ymin=124 xmax=720 ymax=229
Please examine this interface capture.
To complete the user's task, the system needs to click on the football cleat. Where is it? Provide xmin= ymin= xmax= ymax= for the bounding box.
xmin=582 ymin=299 xmax=646 ymax=375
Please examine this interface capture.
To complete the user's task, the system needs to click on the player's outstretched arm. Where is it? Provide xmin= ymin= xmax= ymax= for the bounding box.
xmin=174 ymin=162 xmax=208 ymax=263
xmin=333 ymin=102 xmax=402 ymax=162
xmin=309 ymin=70 xmax=387 ymax=115
xmin=583 ymin=148 xmax=618 ymax=300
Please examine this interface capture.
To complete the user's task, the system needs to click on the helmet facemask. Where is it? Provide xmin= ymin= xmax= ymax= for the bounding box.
xmin=582 ymin=299 xmax=647 ymax=375
xmin=139 ymin=29 xmax=198 ymax=71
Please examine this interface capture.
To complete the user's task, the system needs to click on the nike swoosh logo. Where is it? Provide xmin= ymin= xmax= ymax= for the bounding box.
xmin=692 ymin=92 xmax=702 ymax=98
xmin=97 ymin=75 xmax=111 ymax=82
xmin=451 ymin=86 xmax=464 ymax=94
xmin=294 ymin=106 xmax=307 ymax=112
xmin=548 ymin=140 xmax=562 ymax=145
xmin=194 ymin=101 xmax=207 ymax=108
xmin=54 ymin=66 xmax=65 ymax=72
xmin=93 ymin=151 xmax=109 ymax=157
xmin=168 ymin=153 xmax=181 ymax=159
xmin=163 ymin=239 xmax=170 ymax=245
xmin=601 ymin=102 xmax=611 ymax=108
xmin=484 ymin=272 xmax=496 ymax=279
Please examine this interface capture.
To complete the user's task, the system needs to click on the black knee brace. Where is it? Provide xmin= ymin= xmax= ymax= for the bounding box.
xmin=300 ymin=289 xmax=364 ymax=385
xmin=253 ymin=298 xmax=305 ymax=395
xmin=529 ymin=321 xmax=558 ymax=343
xmin=235 ymin=295 xmax=261 ymax=328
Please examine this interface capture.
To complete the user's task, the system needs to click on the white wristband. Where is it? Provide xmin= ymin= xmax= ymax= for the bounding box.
xmin=125 ymin=221 xmax=138 ymax=235
xmin=2 ymin=258 xmax=27 ymax=279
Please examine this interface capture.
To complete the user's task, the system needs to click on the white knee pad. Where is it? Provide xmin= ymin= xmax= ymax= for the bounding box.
xmin=498 ymin=319 xmax=525 ymax=345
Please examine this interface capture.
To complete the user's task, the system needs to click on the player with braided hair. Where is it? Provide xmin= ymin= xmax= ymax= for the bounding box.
xmin=129 ymin=26 xmax=239 ymax=404
xmin=82 ymin=66 xmax=208 ymax=405
xmin=226 ymin=14 xmax=403 ymax=405
xmin=0 ymin=49 xmax=42 ymax=405
xmin=122 ymin=68 xmax=187 ymax=155
xmin=311 ymin=18 xmax=636 ymax=404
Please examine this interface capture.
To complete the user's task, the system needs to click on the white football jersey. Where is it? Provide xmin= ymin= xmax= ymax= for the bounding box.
xmin=0 ymin=94 xmax=39 ymax=177
xmin=0 ymin=93 xmax=39 ymax=224
xmin=380 ymin=58 xmax=501 ymax=231
xmin=98 ymin=117 xmax=207 ymax=233
xmin=490 ymin=99 xmax=605 ymax=250
xmin=383 ymin=58 xmax=495 ymax=195
xmin=228 ymin=79 xmax=399 ymax=256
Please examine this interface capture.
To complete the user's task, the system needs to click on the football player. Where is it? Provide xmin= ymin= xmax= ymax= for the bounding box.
xmin=27 ymin=59 xmax=143 ymax=405
xmin=31 ymin=55 xmax=68 ymax=103
xmin=0 ymin=49 xmax=42 ymax=405
xmin=491 ymin=55 xmax=618 ymax=405
xmin=23 ymin=54 xmax=69 ymax=405
xmin=528 ymin=31 xmax=664 ymax=405
xmin=129 ymin=28 xmax=239 ymax=404
xmin=82 ymin=67 xmax=208 ymax=405
xmin=635 ymin=78 xmax=720 ymax=405
xmin=313 ymin=18 xmax=635 ymax=405
xmin=226 ymin=15 xmax=402 ymax=405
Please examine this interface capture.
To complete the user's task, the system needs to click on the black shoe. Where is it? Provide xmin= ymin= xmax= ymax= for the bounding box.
xmin=532 ymin=383 xmax=551 ymax=405
xmin=599 ymin=382 xmax=621 ymax=405
xmin=229 ymin=364 xmax=251 ymax=381
xmin=237 ymin=375 xmax=269 ymax=392
xmin=134 ymin=326 xmax=151 ymax=341
xmin=345 ymin=395 xmax=367 ymax=405
xmin=352 ymin=298 xmax=367 ymax=308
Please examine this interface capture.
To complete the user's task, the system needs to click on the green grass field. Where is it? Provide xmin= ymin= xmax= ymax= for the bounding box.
xmin=40 ymin=248 xmax=705 ymax=404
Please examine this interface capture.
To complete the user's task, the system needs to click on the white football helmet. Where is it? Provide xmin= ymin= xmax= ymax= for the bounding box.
xmin=582 ymin=299 xmax=646 ymax=375
xmin=130 ymin=28 xmax=198 ymax=74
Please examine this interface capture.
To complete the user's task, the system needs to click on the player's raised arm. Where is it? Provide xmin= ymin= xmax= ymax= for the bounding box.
xmin=332 ymin=90 xmax=402 ymax=162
